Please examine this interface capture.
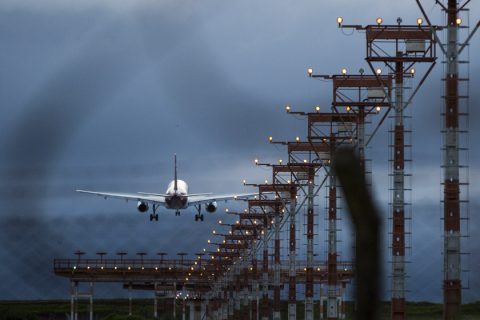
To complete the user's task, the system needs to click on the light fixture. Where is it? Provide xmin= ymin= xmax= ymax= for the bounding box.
xmin=337 ymin=16 xmax=343 ymax=27
xmin=417 ymin=18 xmax=423 ymax=25
xmin=341 ymin=68 xmax=347 ymax=75
xmin=376 ymin=17 xmax=383 ymax=25
xmin=315 ymin=105 xmax=320 ymax=112
xmin=285 ymin=105 xmax=291 ymax=113
xmin=268 ymin=136 xmax=273 ymax=142
xmin=410 ymin=68 xmax=416 ymax=75
xmin=307 ymin=68 xmax=313 ymax=77
xmin=295 ymin=136 xmax=300 ymax=142
xmin=456 ymin=18 xmax=462 ymax=25
xmin=376 ymin=68 xmax=382 ymax=75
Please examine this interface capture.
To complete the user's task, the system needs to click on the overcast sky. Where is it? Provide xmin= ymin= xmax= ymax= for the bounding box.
xmin=0 ymin=0 xmax=479 ymax=302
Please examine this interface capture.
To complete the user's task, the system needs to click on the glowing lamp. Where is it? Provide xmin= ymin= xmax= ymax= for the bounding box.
xmin=337 ymin=16 xmax=343 ymax=26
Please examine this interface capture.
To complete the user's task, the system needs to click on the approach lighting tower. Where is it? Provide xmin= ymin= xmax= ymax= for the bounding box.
xmin=338 ymin=17 xmax=437 ymax=320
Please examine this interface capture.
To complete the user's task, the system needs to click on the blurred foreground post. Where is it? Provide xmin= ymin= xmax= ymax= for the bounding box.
xmin=333 ymin=147 xmax=381 ymax=320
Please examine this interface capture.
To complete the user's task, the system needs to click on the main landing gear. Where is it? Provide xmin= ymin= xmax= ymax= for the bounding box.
xmin=149 ymin=204 xmax=159 ymax=221
xmin=194 ymin=204 xmax=204 ymax=222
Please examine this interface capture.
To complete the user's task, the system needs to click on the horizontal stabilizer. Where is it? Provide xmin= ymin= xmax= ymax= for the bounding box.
xmin=137 ymin=192 xmax=168 ymax=197
xmin=188 ymin=193 xmax=213 ymax=197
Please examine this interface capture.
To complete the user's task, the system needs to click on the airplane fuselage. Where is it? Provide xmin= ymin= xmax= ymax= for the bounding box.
xmin=164 ymin=179 xmax=188 ymax=210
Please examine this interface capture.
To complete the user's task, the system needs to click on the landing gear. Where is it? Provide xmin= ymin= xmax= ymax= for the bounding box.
xmin=194 ymin=204 xmax=204 ymax=222
xmin=175 ymin=211 xmax=180 ymax=216
xmin=150 ymin=204 xmax=159 ymax=221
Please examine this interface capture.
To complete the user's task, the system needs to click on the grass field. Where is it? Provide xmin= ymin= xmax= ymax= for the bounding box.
xmin=0 ymin=299 xmax=479 ymax=319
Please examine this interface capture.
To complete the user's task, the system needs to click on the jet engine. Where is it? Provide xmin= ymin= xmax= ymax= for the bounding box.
xmin=137 ymin=201 xmax=149 ymax=213
xmin=205 ymin=201 xmax=218 ymax=213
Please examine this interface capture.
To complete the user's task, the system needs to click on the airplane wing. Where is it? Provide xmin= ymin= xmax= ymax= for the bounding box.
xmin=188 ymin=193 xmax=258 ymax=206
xmin=76 ymin=189 xmax=166 ymax=206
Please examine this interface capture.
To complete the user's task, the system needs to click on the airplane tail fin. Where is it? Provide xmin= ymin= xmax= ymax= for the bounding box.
xmin=174 ymin=154 xmax=178 ymax=192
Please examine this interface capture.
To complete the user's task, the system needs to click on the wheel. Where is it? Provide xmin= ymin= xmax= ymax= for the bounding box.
xmin=195 ymin=215 xmax=198 ymax=221
xmin=155 ymin=214 xmax=159 ymax=221
xmin=200 ymin=214 xmax=204 ymax=221
xmin=149 ymin=214 xmax=153 ymax=221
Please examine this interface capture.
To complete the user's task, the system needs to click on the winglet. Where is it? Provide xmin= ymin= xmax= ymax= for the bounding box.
xmin=174 ymin=154 xmax=178 ymax=192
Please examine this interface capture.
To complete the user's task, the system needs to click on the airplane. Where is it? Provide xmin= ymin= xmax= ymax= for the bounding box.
xmin=76 ymin=155 xmax=256 ymax=221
